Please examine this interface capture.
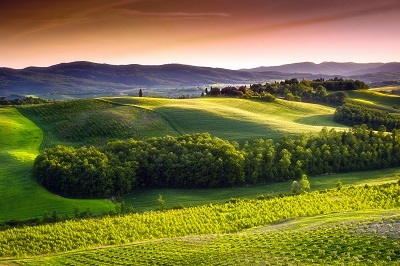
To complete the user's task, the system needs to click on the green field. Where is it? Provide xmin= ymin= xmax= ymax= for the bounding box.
xmin=1 ymin=182 xmax=399 ymax=265
xmin=0 ymin=107 xmax=115 ymax=222
xmin=103 ymin=97 xmax=347 ymax=143
xmin=1 ymin=92 xmax=400 ymax=265
xmin=124 ymin=167 xmax=400 ymax=212
xmin=2 ymin=95 xmax=398 ymax=222
xmin=16 ymin=99 xmax=177 ymax=149
xmin=346 ymin=89 xmax=400 ymax=112
xmin=13 ymin=210 xmax=400 ymax=266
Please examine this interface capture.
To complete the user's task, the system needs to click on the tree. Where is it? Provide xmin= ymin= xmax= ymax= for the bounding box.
xmin=209 ymin=87 xmax=221 ymax=96
xmin=299 ymin=174 xmax=310 ymax=193
xmin=291 ymin=180 xmax=300 ymax=194
xmin=292 ymin=175 xmax=310 ymax=195
xmin=139 ymin=89 xmax=143 ymax=97
xmin=336 ymin=179 xmax=343 ymax=191
xmin=157 ymin=194 xmax=166 ymax=210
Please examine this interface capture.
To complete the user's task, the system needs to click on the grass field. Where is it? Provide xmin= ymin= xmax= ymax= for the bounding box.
xmin=124 ymin=167 xmax=400 ymax=212
xmin=346 ymin=89 xmax=400 ymax=112
xmin=103 ymin=97 xmax=347 ymax=143
xmin=0 ymin=107 xmax=115 ymax=222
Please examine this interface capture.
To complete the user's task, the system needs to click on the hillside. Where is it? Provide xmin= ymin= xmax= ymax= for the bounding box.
xmin=1 ymin=61 xmax=400 ymax=98
xmin=12 ymin=210 xmax=400 ymax=265
xmin=0 ymin=107 xmax=115 ymax=222
xmin=243 ymin=62 xmax=400 ymax=76
xmin=0 ymin=62 xmax=288 ymax=98
xmin=242 ymin=62 xmax=385 ymax=75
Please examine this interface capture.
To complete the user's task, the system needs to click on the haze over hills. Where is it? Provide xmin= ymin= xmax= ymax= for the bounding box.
xmin=241 ymin=62 xmax=400 ymax=76
xmin=1 ymin=61 xmax=399 ymax=98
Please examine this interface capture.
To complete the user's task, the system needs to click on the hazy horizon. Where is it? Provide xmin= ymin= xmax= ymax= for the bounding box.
xmin=1 ymin=0 xmax=400 ymax=69
xmin=3 ymin=60 xmax=399 ymax=71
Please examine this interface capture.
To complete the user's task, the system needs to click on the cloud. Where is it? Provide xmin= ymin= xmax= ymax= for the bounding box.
xmin=119 ymin=9 xmax=230 ymax=19
xmin=183 ymin=3 xmax=400 ymax=43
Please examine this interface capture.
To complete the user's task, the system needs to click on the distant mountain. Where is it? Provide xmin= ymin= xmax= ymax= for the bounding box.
xmin=0 ymin=62 xmax=293 ymax=97
xmin=1 ymin=61 xmax=399 ymax=98
xmin=242 ymin=62 xmax=386 ymax=75
xmin=345 ymin=62 xmax=400 ymax=75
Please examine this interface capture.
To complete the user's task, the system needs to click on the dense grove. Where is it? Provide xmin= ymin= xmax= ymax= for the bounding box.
xmin=34 ymin=126 xmax=400 ymax=198
xmin=1 ymin=182 xmax=399 ymax=257
xmin=309 ymin=77 xmax=369 ymax=91
xmin=210 ymin=78 xmax=366 ymax=105
xmin=334 ymin=103 xmax=400 ymax=131
xmin=0 ymin=96 xmax=51 ymax=105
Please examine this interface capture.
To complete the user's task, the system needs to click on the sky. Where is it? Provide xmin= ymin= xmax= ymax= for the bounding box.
xmin=1 ymin=0 xmax=400 ymax=69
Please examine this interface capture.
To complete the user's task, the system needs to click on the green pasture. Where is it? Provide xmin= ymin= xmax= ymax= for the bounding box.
xmin=104 ymin=97 xmax=347 ymax=143
xmin=124 ymin=167 xmax=400 ymax=212
xmin=346 ymin=89 xmax=400 ymax=112
xmin=0 ymin=107 xmax=114 ymax=222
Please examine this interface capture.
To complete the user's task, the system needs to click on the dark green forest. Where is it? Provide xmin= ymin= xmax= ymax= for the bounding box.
xmin=334 ymin=103 xmax=400 ymax=131
xmin=34 ymin=125 xmax=400 ymax=198
xmin=210 ymin=78 xmax=368 ymax=105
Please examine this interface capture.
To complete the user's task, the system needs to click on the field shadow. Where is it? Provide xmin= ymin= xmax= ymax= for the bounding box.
xmin=294 ymin=114 xmax=340 ymax=127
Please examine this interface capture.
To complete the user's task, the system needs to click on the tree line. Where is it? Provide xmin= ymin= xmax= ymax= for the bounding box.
xmin=334 ymin=103 xmax=400 ymax=131
xmin=34 ymin=126 xmax=400 ymax=198
xmin=204 ymin=78 xmax=367 ymax=105
xmin=0 ymin=96 xmax=51 ymax=105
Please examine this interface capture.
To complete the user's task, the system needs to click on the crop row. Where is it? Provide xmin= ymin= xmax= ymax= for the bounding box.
xmin=1 ymin=182 xmax=399 ymax=258
xmin=18 ymin=215 xmax=400 ymax=265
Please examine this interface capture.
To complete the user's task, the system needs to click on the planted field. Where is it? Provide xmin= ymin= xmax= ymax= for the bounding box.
xmin=15 ymin=210 xmax=400 ymax=266
xmin=346 ymin=90 xmax=400 ymax=112
xmin=1 ymin=182 xmax=399 ymax=262
xmin=0 ymin=107 xmax=114 ymax=222
xmin=104 ymin=97 xmax=347 ymax=143
xmin=125 ymin=167 xmax=400 ymax=212
xmin=16 ymin=99 xmax=176 ymax=149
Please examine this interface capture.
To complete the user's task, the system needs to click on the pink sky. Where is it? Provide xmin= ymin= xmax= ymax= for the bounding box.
xmin=1 ymin=0 xmax=399 ymax=69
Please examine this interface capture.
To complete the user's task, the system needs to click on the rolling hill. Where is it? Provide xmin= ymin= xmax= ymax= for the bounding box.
xmin=1 ymin=61 xmax=400 ymax=98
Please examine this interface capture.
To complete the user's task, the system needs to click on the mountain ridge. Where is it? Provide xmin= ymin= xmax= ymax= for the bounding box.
xmin=1 ymin=61 xmax=399 ymax=97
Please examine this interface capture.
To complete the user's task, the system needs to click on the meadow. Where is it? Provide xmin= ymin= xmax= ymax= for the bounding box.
xmin=103 ymin=97 xmax=347 ymax=143
xmin=125 ymin=167 xmax=400 ymax=211
xmin=0 ymin=107 xmax=115 ymax=222
xmin=346 ymin=89 xmax=400 ymax=112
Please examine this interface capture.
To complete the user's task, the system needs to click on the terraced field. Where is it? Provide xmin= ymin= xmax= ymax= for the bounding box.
xmin=0 ymin=107 xmax=115 ymax=222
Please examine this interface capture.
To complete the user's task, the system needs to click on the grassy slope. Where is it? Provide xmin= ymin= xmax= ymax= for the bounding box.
xmin=125 ymin=167 xmax=400 ymax=212
xmin=17 ymin=99 xmax=177 ymax=149
xmin=11 ymin=210 xmax=400 ymax=265
xmin=0 ymin=107 xmax=115 ymax=222
xmin=104 ymin=97 xmax=347 ymax=143
xmin=346 ymin=89 xmax=400 ymax=112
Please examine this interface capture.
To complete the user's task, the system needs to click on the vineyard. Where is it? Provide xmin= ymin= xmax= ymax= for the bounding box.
xmin=1 ymin=182 xmax=400 ymax=260
xmin=16 ymin=99 xmax=176 ymax=148
xmin=15 ymin=210 xmax=400 ymax=265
